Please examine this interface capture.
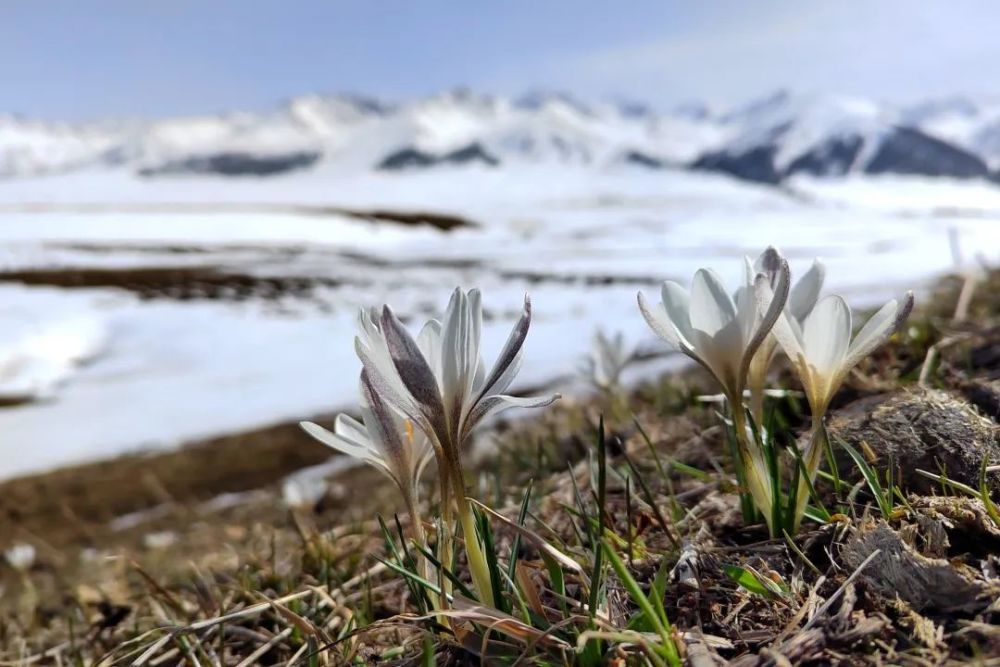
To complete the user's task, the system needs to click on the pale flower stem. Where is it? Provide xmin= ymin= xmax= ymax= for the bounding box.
xmin=730 ymin=400 xmax=776 ymax=536
xmin=748 ymin=377 xmax=766 ymax=431
xmin=404 ymin=494 xmax=431 ymax=595
xmin=726 ymin=404 xmax=756 ymax=524
xmin=817 ymin=415 xmax=843 ymax=493
xmin=436 ymin=464 xmax=453 ymax=611
xmin=452 ymin=472 xmax=497 ymax=609
xmin=792 ymin=413 xmax=827 ymax=532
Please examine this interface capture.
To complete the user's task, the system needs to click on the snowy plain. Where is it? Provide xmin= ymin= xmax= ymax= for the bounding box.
xmin=0 ymin=164 xmax=998 ymax=480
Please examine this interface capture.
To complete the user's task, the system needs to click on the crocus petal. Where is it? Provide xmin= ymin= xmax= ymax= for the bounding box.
xmin=756 ymin=271 xmax=806 ymax=364
xmin=299 ymin=420 xmax=387 ymax=472
xmin=476 ymin=294 xmax=531 ymax=401
xmin=841 ymin=292 xmax=914 ymax=373
xmin=661 ymin=281 xmax=696 ymax=343
xmin=787 ymin=259 xmax=826 ymax=322
xmin=463 ymin=392 xmax=560 ymax=440
xmin=734 ymin=257 xmax=758 ymax=343
xmin=359 ymin=369 xmax=411 ymax=485
xmin=802 ymin=295 xmax=852 ymax=377
xmin=638 ymin=285 xmax=699 ymax=355
xmin=355 ymin=309 xmax=406 ymax=394
xmin=355 ymin=335 xmax=426 ymax=428
xmin=334 ymin=413 xmax=370 ymax=447
xmin=753 ymin=246 xmax=784 ymax=287
xmin=743 ymin=259 xmax=790 ymax=370
xmin=689 ymin=268 xmax=737 ymax=337
xmin=638 ymin=290 xmax=681 ymax=347
xmin=483 ymin=348 xmax=523 ymax=397
xmin=465 ymin=289 xmax=483 ymax=396
xmin=379 ymin=305 xmax=449 ymax=442
xmin=440 ymin=289 xmax=482 ymax=429
xmin=416 ymin=319 xmax=443 ymax=382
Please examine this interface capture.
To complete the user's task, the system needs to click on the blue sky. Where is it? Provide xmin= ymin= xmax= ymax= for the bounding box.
xmin=3 ymin=1 xmax=1000 ymax=119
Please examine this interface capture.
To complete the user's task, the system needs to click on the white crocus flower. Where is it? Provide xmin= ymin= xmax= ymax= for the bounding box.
xmin=772 ymin=292 xmax=915 ymax=423
xmin=355 ymin=287 xmax=558 ymax=608
xmin=638 ymin=260 xmax=790 ymax=532
xmin=638 ymin=264 xmax=789 ymax=405
xmin=585 ymin=329 xmax=632 ymax=391
xmin=357 ymin=288 xmax=559 ymax=459
xmin=300 ymin=370 xmax=435 ymax=536
xmin=768 ymin=290 xmax=914 ymax=529
xmin=746 ymin=248 xmax=826 ymax=425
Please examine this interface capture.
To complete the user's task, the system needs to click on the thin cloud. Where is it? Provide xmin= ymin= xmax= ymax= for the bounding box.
xmin=561 ymin=1 xmax=1000 ymax=108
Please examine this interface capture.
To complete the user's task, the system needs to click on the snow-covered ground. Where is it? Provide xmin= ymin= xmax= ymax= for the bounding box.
xmin=0 ymin=165 xmax=997 ymax=480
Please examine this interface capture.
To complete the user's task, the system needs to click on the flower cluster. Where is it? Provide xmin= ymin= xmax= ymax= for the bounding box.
xmin=303 ymin=246 xmax=914 ymax=616
xmin=639 ymin=247 xmax=913 ymax=534
xmin=302 ymin=289 xmax=557 ymax=607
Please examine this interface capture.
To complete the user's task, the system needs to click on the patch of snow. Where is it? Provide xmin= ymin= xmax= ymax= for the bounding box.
xmin=0 ymin=167 xmax=998 ymax=480
xmin=0 ymin=290 xmax=107 ymax=401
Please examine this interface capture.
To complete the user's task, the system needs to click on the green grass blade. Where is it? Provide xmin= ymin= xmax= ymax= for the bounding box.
xmin=474 ymin=505 xmax=508 ymax=614
xmin=979 ymin=454 xmax=1000 ymax=526
xmin=602 ymin=541 xmax=680 ymax=666
xmin=789 ymin=442 xmax=831 ymax=522
xmin=378 ymin=515 xmax=429 ymax=612
xmin=820 ymin=422 xmax=844 ymax=493
xmin=411 ymin=540 xmax=476 ymax=600
xmin=838 ymin=437 xmax=892 ymax=518
xmin=506 ymin=479 xmax=534 ymax=591
xmin=724 ymin=408 xmax=757 ymax=525
xmin=621 ymin=450 xmax=679 ymax=549
xmin=589 ymin=416 xmax=607 ymax=617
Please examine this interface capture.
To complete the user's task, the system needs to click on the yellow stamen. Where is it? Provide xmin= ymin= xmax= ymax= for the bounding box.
xmin=405 ymin=419 xmax=415 ymax=446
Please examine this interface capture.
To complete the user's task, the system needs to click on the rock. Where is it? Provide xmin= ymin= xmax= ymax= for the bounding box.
xmin=825 ymin=388 xmax=1000 ymax=493
xmin=785 ymin=135 xmax=863 ymax=177
xmin=376 ymin=146 xmax=436 ymax=170
xmin=139 ymin=151 xmax=320 ymax=177
xmin=440 ymin=142 xmax=499 ymax=167
xmin=621 ymin=150 xmax=667 ymax=169
xmin=691 ymin=145 xmax=783 ymax=184
xmin=962 ymin=379 xmax=1000 ymax=422
xmin=864 ymin=127 xmax=989 ymax=179
xmin=842 ymin=519 xmax=996 ymax=612
xmin=376 ymin=142 xmax=499 ymax=171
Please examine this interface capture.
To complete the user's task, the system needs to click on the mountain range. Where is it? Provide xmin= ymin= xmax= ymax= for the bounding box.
xmin=5 ymin=89 xmax=1000 ymax=186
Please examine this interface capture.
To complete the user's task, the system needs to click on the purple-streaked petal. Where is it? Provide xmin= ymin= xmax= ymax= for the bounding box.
xmin=476 ymin=294 xmax=531 ymax=402
xmin=355 ymin=335 xmax=425 ymax=425
xmin=380 ymin=305 xmax=449 ymax=442
xmin=744 ymin=260 xmax=790 ymax=366
xmin=462 ymin=392 xmax=560 ymax=442
xmin=359 ymin=369 xmax=411 ymax=485
xmin=753 ymin=246 xmax=783 ymax=287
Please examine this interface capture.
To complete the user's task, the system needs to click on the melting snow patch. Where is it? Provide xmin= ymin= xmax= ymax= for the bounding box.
xmin=0 ymin=292 xmax=107 ymax=402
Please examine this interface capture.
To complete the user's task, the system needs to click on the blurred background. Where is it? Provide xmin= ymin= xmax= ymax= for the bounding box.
xmin=2 ymin=0 xmax=1000 ymax=483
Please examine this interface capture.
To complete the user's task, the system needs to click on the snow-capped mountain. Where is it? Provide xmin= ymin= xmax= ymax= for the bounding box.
xmin=902 ymin=95 xmax=1000 ymax=170
xmin=694 ymin=91 xmax=989 ymax=183
xmin=5 ymin=89 xmax=1000 ymax=185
